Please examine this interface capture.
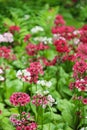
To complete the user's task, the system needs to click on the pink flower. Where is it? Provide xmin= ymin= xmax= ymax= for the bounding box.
xmin=10 ymin=112 xmax=37 ymax=130
xmin=32 ymin=94 xmax=48 ymax=107
xmin=73 ymin=60 xmax=87 ymax=78
xmin=27 ymin=61 xmax=44 ymax=83
xmin=0 ymin=46 xmax=16 ymax=60
xmin=75 ymin=79 xmax=87 ymax=91
xmin=26 ymin=43 xmax=37 ymax=56
xmin=10 ymin=92 xmax=30 ymax=106
xmin=76 ymin=43 xmax=87 ymax=60
xmin=16 ymin=126 xmax=21 ymax=130
xmin=82 ymin=98 xmax=87 ymax=104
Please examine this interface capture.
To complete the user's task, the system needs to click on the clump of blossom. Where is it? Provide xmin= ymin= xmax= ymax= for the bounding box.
xmin=76 ymin=43 xmax=87 ymax=60
xmin=75 ymin=79 xmax=87 ymax=91
xmin=24 ymin=34 xmax=31 ymax=42
xmin=32 ymin=93 xmax=55 ymax=108
xmin=26 ymin=42 xmax=49 ymax=56
xmin=0 ymin=110 xmax=2 ymax=114
xmin=34 ymin=37 xmax=52 ymax=44
xmin=52 ymin=25 xmax=75 ymax=40
xmin=26 ymin=43 xmax=38 ymax=56
xmin=32 ymin=94 xmax=48 ymax=107
xmin=0 ymin=46 xmax=16 ymax=60
xmin=10 ymin=92 xmax=30 ymax=106
xmin=53 ymin=39 xmax=69 ymax=53
xmin=10 ymin=112 xmax=37 ymax=130
xmin=9 ymin=25 xmax=20 ymax=34
xmin=62 ymin=54 xmax=75 ymax=62
xmin=54 ymin=15 xmax=65 ymax=26
xmin=0 ymin=32 xmax=14 ymax=43
xmin=16 ymin=69 xmax=31 ymax=82
xmin=37 ymin=42 xmax=49 ymax=50
xmin=31 ymin=26 xmax=44 ymax=34
xmin=27 ymin=61 xmax=44 ymax=83
xmin=37 ymin=80 xmax=52 ymax=88
xmin=73 ymin=60 xmax=87 ymax=78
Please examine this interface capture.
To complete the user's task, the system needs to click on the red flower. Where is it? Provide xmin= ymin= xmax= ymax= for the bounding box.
xmin=54 ymin=39 xmax=69 ymax=53
xmin=24 ymin=34 xmax=31 ymax=42
xmin=9 ymin=25 xmax=20 ymax=33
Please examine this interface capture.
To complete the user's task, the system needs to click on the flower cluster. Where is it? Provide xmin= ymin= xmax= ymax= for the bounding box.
xmin=26 ymin=42 xmax=49 ymax=56
xmin=54 ymin=15 xmax=65 ymax=26
xmin=32 ymin=92 xmax=55 ymax=108
xmin=27 ymin=61 xmax=44 ymax=83
xmin=31 ymin=26 xmax=44 ymax=34
xmin=34 ymin=36 xmax=52 ymax=44
xmin=53 ymin=39 xmax=69 ymax=53
xmin=0 ymin=46 xmax=16 ymax=60
xmin=10 ymin=112 xmax=37 ymax=130
xmin=16 ymin=69 xmax=31 ymax=82
xmin=10 ymin=92 xmax=30 ymax=106
xmin=0 ymin=32 xmax=14 ymax=43
xmin=75 ymin=79 xmax=87 ymax=91
xmin=73 ymin=60 xmax=87 ymax=78
xmin=37 ymin=80 xmax=52 ymax=88
xmin=9 ymin=25 xmax=20 ymax=34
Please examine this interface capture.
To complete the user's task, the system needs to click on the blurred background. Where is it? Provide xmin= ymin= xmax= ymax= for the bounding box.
xmin=0 ymin=0 xmax=87 ymax=29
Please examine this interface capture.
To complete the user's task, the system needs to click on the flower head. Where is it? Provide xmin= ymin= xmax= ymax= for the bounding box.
xmin=10 ymin=92 xmax=30 ymax=106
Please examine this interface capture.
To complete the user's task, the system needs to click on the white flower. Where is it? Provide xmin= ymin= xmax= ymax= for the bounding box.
xmin=45 ymin=81 xmax=52 ymax=88
xmin=24 ymin=15 xmax=30 ymax=20
xmin=43 ymin=90 xmax=49 ymax=94
xmin=73 ymin=38 xmax=80 ymax=45
xmin=47 ymin=95 xmax=55 ymax=103
xmin=47 ymin=95 xmax=55 ymax=106
xmin=0 ymin=34 xmax=6 ymax=43
xmin=0 ymin=68 xmax=4 ymax=74
xmin=3 ymin=32 xmax=14 ymax=43
xmin=34 ymin=37 xmax=52 ymax=44
xmin=37 ymin=80 xmax=52 ymax=87
xmin=16 ymin=70 xmax=22 ymax=78
xmin=22 ymin=69 xmax=31 ymax=77
xmin=31 ymin=26 xmax=44 ymax=34
xmin=80 ymin=127 xmax=87 ymax=130
xmin=73 ymin=30 xmax=80 ymax=35
xmin=16 ymin=69 xmax=31 ymax=82
xmin=0 ymin=76 xmax=5 ymax=81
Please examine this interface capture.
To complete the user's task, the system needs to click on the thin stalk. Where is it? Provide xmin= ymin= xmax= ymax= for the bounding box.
xmin=22 ymin=81 xmax=25 ymax=92
xmin=48 ymin=105 xmax=53 ymax=130
xmin=42 ymin=107 xmax=44 ymax=130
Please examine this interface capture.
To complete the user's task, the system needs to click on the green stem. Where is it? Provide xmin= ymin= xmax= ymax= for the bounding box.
xmin=19 ymin=105 xmax=22 ymax=120
xmin=83 ymin=105 xmax=86 ymax=130
xmin=22 ymin=81 xmax=25 ymax=92
xmin=48 ymin=105 xmax=52 ymax=130
xmin=42 ymin=107 xmax=44 ymax=130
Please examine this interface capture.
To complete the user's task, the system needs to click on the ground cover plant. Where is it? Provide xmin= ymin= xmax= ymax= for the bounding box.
xmin=0 ymin=0 xmax=87 ymax=130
